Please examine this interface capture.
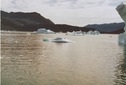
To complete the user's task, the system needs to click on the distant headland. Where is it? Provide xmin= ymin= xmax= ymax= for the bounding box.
xmin=1 ymin=11 xmax=125 ymax=34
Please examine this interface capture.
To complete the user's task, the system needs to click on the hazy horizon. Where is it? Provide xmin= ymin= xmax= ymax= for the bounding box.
xmin=1 ymin=0 xmax=126 ymax=26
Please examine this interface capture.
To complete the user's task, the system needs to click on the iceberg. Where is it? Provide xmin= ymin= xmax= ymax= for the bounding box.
xmin=37 ymin=28 xmax=55 ymax=34
xmin=116 ymin=2 xmax=126 ymax=45
xmin=93 ymin=30 xmax=100 ymax=35
xmin=51 ymin=37 xmax=75 ymax=43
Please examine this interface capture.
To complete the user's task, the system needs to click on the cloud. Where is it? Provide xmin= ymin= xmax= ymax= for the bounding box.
xmin=1 ymin=0 xmax=126 ymax=26
xmin=2 ymin=0 xmax=126 ymax=11
xmin=43 ymin=0 xmax=126 ymax=9
xmin=43 ymin=0 xmax=126 ymax=10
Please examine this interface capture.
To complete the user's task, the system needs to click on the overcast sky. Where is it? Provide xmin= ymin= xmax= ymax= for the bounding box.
xmin=1 ymin=0 xmax=126 ymax=26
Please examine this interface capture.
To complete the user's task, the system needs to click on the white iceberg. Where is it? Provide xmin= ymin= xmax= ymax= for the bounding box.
xmin=51 ymin=37 xmax=75 ymax=43
xmin=73 ymin=30 xmax=84 ymax=36
xmin=116 ymin=2 xmax=126 ymax=45
xmin=37 ymin=28 xmax=55 ymax=34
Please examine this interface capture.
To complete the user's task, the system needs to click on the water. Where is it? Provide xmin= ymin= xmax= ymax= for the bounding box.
xmin=1 ymin=32 xmax=126 ymax=85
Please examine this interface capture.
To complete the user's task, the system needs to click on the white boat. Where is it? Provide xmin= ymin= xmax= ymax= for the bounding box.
xmin=51 ymin=37 xmax=74 ymax=43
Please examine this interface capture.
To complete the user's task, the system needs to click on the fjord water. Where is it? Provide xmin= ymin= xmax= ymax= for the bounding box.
xmin=1 ymin=32 xmax=126 ymax=85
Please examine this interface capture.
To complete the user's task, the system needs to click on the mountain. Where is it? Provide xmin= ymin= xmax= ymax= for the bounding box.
xmin=84 ymin=23 xmax=125 ymax=34
xmin=1 ymin=11 xmax=94 ymax=32
xmin=1 ymin=11 xmax=55 ymax=31
xmin=45 ymin=24 xmax=95 ymax=32
xmin=1 ymin=11 xmax=125 ymax=34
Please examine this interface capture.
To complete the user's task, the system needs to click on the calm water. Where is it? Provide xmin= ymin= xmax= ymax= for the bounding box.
xmin=1 ymin=32 xmax=126 ymax=85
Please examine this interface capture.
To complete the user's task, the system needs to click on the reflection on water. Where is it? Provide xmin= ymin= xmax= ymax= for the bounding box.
xmin=114 ymin=45 xmax=126 ymax=85
xmin=1 ymin=32 xmax=126 ymax=85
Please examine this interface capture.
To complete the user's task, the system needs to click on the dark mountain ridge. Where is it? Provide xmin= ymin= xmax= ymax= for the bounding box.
xmin=1 ymin=11 xmax=125 ymax=34
xmin=85 ymin=23 xmax=125 ymax=32
xmin=1 ymin=11 xmax=54 ymax=31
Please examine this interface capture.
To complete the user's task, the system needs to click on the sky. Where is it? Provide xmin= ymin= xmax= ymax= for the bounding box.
xmin=1 ymin=0 xmax=126 ymax=26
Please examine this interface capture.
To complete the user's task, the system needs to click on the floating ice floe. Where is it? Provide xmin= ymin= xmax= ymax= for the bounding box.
xmin=43 ymin=37 xmax=75 ymax=43
xmin=66 ymin=30 xmax=100 ymax=36
xmin=51 ymin=37 xmax=75 ymax=43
